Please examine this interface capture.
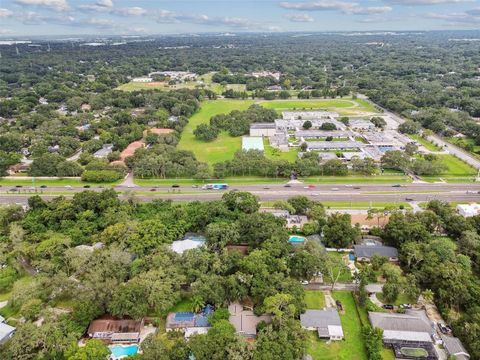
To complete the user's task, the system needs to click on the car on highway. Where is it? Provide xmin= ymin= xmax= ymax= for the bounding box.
xmin=353 ymin=186 xmax=361 ymax=190
xmin=284 ymin=184 xmax=291 ymax=188
xmin=15 ymin=185 xmax=22 ymax=188
xmin=308 ymin=184 xmax=316 ymax=189
xmin=331 ymin=187 xmax=339 ymax=191
xmin=466 ymin=190 xmax=478 ymax=194
xmin=382 ymin=304 xmax=394 ymax=310
xmin=150 ymin=188 xmax=156 ymax=192
xmin=192 ymin=185 xmax=199 ymax=188
xmin=345 ymin=184 xmax=352 ymax=187
xmin=64 ymin=185 xmax=72 ymax=189
xmin=405 ymin=198 xmax=414 ymax=201
xmin=172 ymin=184 xmax=180 ymax=188
xmin=83 ymin=185 xmax=91 ymax=188
xmin=10 ymin=188 xmax=17 ymax=192
xmin=98 ymin=186 xmax=104 ymax=188
xmin=127 ymin=185 xmax=134 ymax=188
xmin=392 ymin=184 xmax=402 ymax=188
xmin=40 ymin=185 xmax=47 ymax=188
xmin=264 ymin=186 xmax=270 ymax=190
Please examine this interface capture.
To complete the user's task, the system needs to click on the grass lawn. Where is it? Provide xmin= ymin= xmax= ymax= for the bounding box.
xmin=438 ymin=154 xmax=477 ymax=176
xmin=306 ymin=292 xmax=368 ymax=360
xmin=167 ymin=297 xmax=194 ymax=313
xmin=408 ymin=134 xmax=441 ymax=152
xmin=264 ymin=138 xmax=299 ymax=162
xmin=305 ymin=291 xmax=326 ymax=309
xmin=322 ymin=201 xmax=410 ymax=210
xmin=0 ymin=178 xmax=120 ymax=187
xmin=302 ymin=176 xmax=411 ymax=184
xmin=260 ymin=99 xmax=356 ymax=110
xmin=134 ymin=177 xmax=289 ymax=186
xmin=177 ymin=99 xmax=254 ymax=165
xmin=376 ymin=292 xmax=417 ymax=306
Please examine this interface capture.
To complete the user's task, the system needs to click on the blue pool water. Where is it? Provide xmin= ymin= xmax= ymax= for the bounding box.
xmin=175 ymin=312 xmax=194 ymax=321
xmin=110 ymin=345 xmax=139 ymax=358
xmin=289 ymin=235 xmax=306 ymax=243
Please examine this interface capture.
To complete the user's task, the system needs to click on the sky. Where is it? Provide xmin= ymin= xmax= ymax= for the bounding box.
xmin=0 ymin=0 xmax=479 ymax=37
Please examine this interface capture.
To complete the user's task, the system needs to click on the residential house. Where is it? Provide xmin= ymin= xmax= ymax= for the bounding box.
xmin=87 ymin=316 xmax=143 ymax=344
xmin=0 ymin=317 xmax=15 ymax=345
xmin=354 ymin=245 xmax=399 ymax=262
xmin=368 ymin=310 xmax=437 ymax=359
xmin=300 ymin=308 xmax=344 ymax=341
xmin=170 ymin=233 xmax=206 ymax=254
xmin=166 ymin=305 xmax=213 ymax=338
xmin=228 ymin=302 xmax=271 ymax=338
xmin=456 ymin=203 xmax=480 ymax=217
xmin=441 ymin=335 xmax=470 ymax=360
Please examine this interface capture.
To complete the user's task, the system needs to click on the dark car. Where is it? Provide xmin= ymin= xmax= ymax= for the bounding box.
xmin=405 ymin=198 xmax=414 ymax=201
xmin=392 ymin=184 xmax=402 ymax=188
xmin=353 ymin=186 xmax=361 ymax=190
xmin=15 ymin=185 xmax=23 ymax=188
xmin=335 ymin=300 xmax=343 ymax=310
xmin=40 ymin=185 xmax=47 ymax=188
xmin=284 ymin=184 xmax=292 ymax=188
xmin=438 ymin=323 xmax=452 ymax=334
xmin=83 ymin=185 xmax=91 ymax=188
xmin=150 ymin=188 xmax=156 ymax=192
xmin=172 ymin=184 xmax=180 ymax=188
xmin=382 ymin=304 xmax=394 ymax=310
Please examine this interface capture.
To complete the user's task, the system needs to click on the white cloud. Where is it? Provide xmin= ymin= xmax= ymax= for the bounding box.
xmin=0 ymin=28 xmax=14 ymax=34
xmin=390 ymin=0 xmax=473 ymax=4
xmin=116 ymin=7 xmax=147 ymax=16
xmin=0 ymin=8 xmax=13 ymax=17
xmin=280 ymin=1 xmax=391 ymax=15
xmin=14 ymin=0 xmax=69 ymax=12
xmin=284 ymin=13 xmax=315 ymax=22
xmin=424 ymin=9 xmax=480 ymax=25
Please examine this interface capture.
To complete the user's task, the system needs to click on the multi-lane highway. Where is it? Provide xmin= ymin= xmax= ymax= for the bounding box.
xmin=1 ymin=182 xmax=479 ymax=205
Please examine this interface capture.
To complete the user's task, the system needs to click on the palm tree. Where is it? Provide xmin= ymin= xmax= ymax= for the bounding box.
xmin=191 ymin=295 xmax=205 ymax=313
xmin=422 ymin=289 xmax=434 ymax=304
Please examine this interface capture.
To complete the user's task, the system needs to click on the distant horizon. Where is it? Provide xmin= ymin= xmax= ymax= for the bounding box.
xmin=1 ymin=0 xmax=479 ymax=37
xmin=1 ymin=29 xmax=480 ymax=41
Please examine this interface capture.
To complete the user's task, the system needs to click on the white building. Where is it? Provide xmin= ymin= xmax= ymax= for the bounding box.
xmin=132 ymin=77 xmax=152 ymax=83
xmin=457 ymin=203 xmax=480 ymax=217
xmin=250 ymin=123 xmax=277 ymax=137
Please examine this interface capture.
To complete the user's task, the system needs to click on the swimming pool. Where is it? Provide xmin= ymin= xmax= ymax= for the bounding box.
xmin=289 ymin=235 xmax=306 ymax=243
xmin=110 ymin=344 xmax=139 ymax=359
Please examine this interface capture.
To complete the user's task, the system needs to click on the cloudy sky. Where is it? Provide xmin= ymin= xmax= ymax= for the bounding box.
xmin=0 ymin=0 xmax=479 ymax=36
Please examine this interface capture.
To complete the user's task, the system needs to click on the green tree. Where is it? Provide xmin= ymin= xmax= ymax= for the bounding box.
xmin=323 ymin=213 xmax=360 ymax=248
xmin=66 ymin=339 xmax=109 ymax=360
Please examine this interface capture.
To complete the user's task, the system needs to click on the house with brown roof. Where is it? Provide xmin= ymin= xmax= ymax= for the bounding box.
xmin=87 ymin=316 xmax=143 ymax=344
xmin=228 ymin=302 xmax=271 ymax=338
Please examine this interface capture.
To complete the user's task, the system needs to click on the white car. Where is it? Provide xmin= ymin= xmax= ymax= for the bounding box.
xmin=64 ymin=185 xmax=72 ymax=189
xmin=331 ymin=187 xmax=339 ymax=191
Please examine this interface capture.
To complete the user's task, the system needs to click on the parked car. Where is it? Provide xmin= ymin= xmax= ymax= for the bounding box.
xmin=336 ymin=300 xmax=343 ymax=310
xmin=382 ymin=304 xmax=394 ymax=310
xmin=438 ymin=323 xmax=452 ymax=334
xmin=300 ymin=280 xmax=309 ymax=285
xmin=400 ymin=304 xmax=412 ymax=309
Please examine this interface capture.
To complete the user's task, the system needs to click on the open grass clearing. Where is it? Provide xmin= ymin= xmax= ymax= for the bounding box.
xmin=305 ymin=290 xmax=326 ymax=309
xmin=437 ymin=154 xmax=476 ymax=176
xmin=306 ymin=291 xmax=368 ymax=360
xmin=376 ymin=292 xmax=417 ymax=307
xmin=263 ymin=138 xmax=299 ymax=162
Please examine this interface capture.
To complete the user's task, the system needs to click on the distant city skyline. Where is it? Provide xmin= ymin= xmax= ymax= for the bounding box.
xmin=0 ymin=0 xmax=479 ymax=37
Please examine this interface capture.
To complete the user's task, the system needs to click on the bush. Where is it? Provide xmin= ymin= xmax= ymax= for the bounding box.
xmin=194 ymin=124 xmax=219 ymax=142
xmin=81 ymin=170 xmax=123 ymax=183
xmin=20 ymin=298 xmax=43 ymax=321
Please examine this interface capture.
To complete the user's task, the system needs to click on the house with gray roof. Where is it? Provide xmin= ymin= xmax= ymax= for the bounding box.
xmin=354 ymin=245 xmax=399 ymax=262
xmin=0 ymin=322 xmax=15 ymax=345
xmin=300 ymin=308 xmax=344 ymax=341
xmin=441 ymin=335 xmax=470 ymax=360
xmin=250 ymin=123 xmax=277 ymax=137
xmin=368 ymin=310 xmax=435 ymax=346
xmin=93 ymin=144 xmax=114 ymax=158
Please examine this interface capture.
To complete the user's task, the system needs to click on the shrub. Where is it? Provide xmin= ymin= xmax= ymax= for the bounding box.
xmin=81 ymin=170 xmax=123 ymax=183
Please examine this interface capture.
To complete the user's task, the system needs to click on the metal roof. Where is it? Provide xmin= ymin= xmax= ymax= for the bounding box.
xmin=250 ymin=123 xmax=276 ymax=129
xmin=441 ymin=335 xmax=470 ymax=358
xmin=300 ymin=309 xmax=342 ymax=328
xmin=368 ymin=311 xmax=434 ymax=334
xmin=307 ymin=141 xmax=364 ymax=150
xmin=242 ymin=136 xmax=265 ymax=151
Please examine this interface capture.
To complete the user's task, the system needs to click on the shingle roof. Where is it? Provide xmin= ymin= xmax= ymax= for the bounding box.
xmin=354 ymin=245 xmax=398 ymax=259
xmin=441 ymin=335 xmax=470 ymax=358
xmin=368 ymin=310 xmax=433 ymax=334
xmin=300 ymin=308 xmax=342 ymax=329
